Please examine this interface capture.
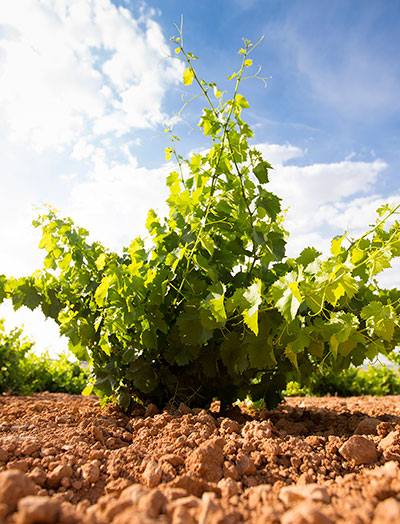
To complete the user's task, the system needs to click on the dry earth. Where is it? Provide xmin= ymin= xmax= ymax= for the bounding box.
xmin=1 ymin=393 xmax=400 ymax=523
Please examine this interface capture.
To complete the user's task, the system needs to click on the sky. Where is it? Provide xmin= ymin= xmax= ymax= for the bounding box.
xmin=0 ymin=0 xmax=399 ymax=357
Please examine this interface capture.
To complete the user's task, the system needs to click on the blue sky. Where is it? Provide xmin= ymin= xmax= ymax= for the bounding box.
xmin=0 ymin=0 xmax=399 ymax=355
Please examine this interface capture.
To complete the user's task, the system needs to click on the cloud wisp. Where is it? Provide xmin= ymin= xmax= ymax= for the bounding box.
xmin=0 ymin=0 xmax=183 ymax=152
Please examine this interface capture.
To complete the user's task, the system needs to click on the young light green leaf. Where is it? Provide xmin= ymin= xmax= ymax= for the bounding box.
xmin=236 ymin=94 xmax=250 ymax=108
xmin=183 ymin=68 xmax=194 ymax=86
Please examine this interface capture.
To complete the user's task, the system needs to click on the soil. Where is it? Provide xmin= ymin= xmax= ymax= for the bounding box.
xmin=1 ymin=394 xmax=400 ymax=524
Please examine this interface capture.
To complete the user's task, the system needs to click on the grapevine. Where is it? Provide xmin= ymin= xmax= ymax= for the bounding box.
xmin=1 ymin=35 xmax=399 ymax=411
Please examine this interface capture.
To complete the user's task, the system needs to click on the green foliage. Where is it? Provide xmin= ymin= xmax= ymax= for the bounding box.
xmin=2 ymin=36 xmax=400 ymax=410
xmin=0 ymin=318 xmax=34 ymax=394
xmin=0 ymin=318 xmax=88 ymax=395
xmin=285 ymin=361 xmax=400 ymax=398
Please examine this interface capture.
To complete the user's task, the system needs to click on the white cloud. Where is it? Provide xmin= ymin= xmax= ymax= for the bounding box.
xmin=264 ymin=145 xmax=387 ymax=244
xmin=64 ymin=152 xmax=170 ymax=251
xmin=0 ymin=0 xmax=183 ymax=151
xmin=255 ymin=142 xmax=304 ymax=167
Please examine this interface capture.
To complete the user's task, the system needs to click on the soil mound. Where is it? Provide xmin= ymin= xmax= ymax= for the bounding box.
xmin=1 ymin=393 xmax=400 ymax=523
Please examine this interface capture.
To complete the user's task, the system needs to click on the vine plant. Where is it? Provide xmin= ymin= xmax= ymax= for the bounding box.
xmin=1 ymin=35 xmax=399 ymax=410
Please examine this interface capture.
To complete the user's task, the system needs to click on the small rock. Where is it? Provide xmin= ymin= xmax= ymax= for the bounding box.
xmin=0 ymin=448 xmax=8 ymax=462
xmin=142 ymin=460 xmax=162 ymax=488
xmin=168 ymin=495 xmax=201 ymax=514
xmin=236 ymin=453 xmax=256 ymax=477
xmin=339 ymin=435 xmax=378 ymax=465
xmin=81 ymin=462 xmax=100 ymax=484
xmin=223 ymin=460 xmax=239 ymax=481
xmin=281 ymin=501 xmax=334 ymax=524
xmin=160 ymin=454 xmax=185 ymax=467
xmin=27 ymin=467 xmax=47 ymax=487
xmin=279 ymin=484 xmax=330 ymax=505
xmin=103 ymin=500 xmax=132 ymax=521
xmin=354 ymin=417 xmax=381 ymax=435
xmin=379 ymin=431 xmax=399 ymax=452
xmin=47 ymin=465 xmax=73 ymax=489
xmin=111 ymin=508 xmax=155 ymax=524
xmin=120 ymin=483 xmax=149 ymax=503
xmin=91 ymin=426 xmax=104 ymax=443
xmin=20 ymin=441 xmax=40 ymax=457
xmin=0 ymin=470 xmax=36 ymax=514
xmin=137 ymin=489 xmax=167 ymax=518
xmin=105 ymin=437 xmax=127 ymax=449
xmin=6 ymin=459 xmax=29 ymax=472
xmin=197 ymin=492 xmax=224 ymax=524
xmin=105 ymin=478 xmax=132 ymax=495
xmin=171 ymin=505 xmax=196 ymax=524
xmin=186 ymin=437 xmax=225 ymax=483
xmin=17 ymin=496 xmax=59 ymax=524
xmin=247 ymin=484 xmax=271 ymax=509
xmin=219 ymin=419 xmax=241 ymax=435
xmin=178 ymin=403 xmax=192 ymax=415
xmin=144 ymin=403 xmax=158 ymax=417
xmin=58 ymin=501 xmax=80 ymax=524
xmin=217 ymin=477 xmax=239 ymax=498
xmin=169 ymin=475 xmax=220 ymax=498
xmin=372 ymin=497 xmax=400 ymax=524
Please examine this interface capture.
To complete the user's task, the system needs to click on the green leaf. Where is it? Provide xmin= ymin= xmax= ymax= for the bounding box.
xmin=269 ymin=271 xmax=302 ymax=323
xmin=257 ymin=190 xmax=281 ymax=221
xmin=361 ymin=301 xmax=397 ymax=341
xmin=220 ymin=332 xmax=248 ymax=375
xmin=177 ymin=308 xmax=212 ymax=346
xmin=253 ymin=162 xmax=270 ymax=184
xmin=200 ymin=233 xmax=215 ymax=256
xmin=183 ymin=68 xmax=194 ymax=86
xmin=95 ymin=253 xmax=106 ymax=271
xmin=296 ymin=247 xmax=321 ymax=268
xmin=242 ymin=279 xmax=262 ymax=335
xmin=331 ymin=233 xmax=347 ymax=256
xmin=94 ymin=275 xmax=114 ymax=307
xmin=244 ymin=313 xmax=277 ymax=368
xmin=165 ymin=147 xmax=173 ymax=161
xmin=236 ymin=94 xmax=250 ymax=108
xmin=82 ymin=385 xmax=94 ymax=396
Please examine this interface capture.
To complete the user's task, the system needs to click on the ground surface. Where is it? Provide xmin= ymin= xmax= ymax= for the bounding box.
xmin=1 ymin=394 xmax=400 ymax=523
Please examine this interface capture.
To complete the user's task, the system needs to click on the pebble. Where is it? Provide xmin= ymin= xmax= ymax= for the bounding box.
xmin=379 ymin=431 xmax=399 ymax=452
xmin=142 ymin=460 xmax=162 ymax=488
xmin=339 ymin=435 xmax=378 ymax=465
xmin=185 ymin=437 xmax=225 ymax=483
xmin=137 ymin=488 xmax=167 ymax=517
xmin=372 ymin=497 xmax=400 ymax=524
xmin=0 ymin=470 xmax=36 ymax=514
xmin=281 ymin=501 xmax=334 ymax=524
xmin=354 ymin=417 xmax=381 ymax=435
xmin=27 ymin=467 xmax=47 ymax=487
xmin=279 ymin=484 xmax=331 ymax=505
xmin=46 ymin=465 xmax=73 ymax=489
xmin=81 ymin=462 xmax=100 ymax=484
xmin=17 ymin=495 xmax=60 ymax=524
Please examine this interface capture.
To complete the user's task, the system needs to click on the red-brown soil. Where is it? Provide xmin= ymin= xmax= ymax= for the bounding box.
xmin=1 ymin=393 xmax=400 ymax=523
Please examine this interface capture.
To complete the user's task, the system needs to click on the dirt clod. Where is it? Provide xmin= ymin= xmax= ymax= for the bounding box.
xmin=339 ymin=435 xmax=378 ymax=465
xmin=0 ymin=470 xmax=36 ymax=514
xmin=16 ymin=495 xmax=60 ymax=524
